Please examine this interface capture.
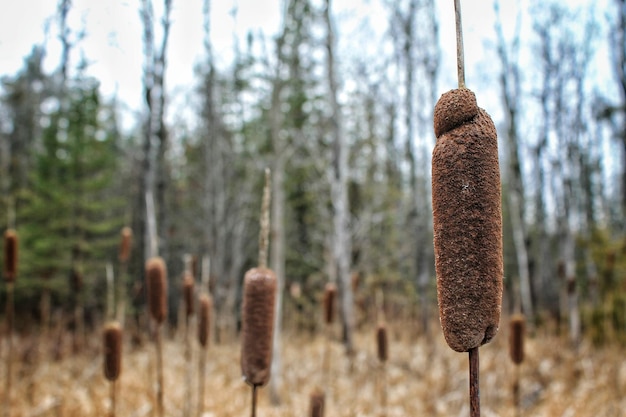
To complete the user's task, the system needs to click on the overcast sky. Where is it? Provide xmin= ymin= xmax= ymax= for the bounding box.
xmin=0 ymin=0 xmax=612 ymax=132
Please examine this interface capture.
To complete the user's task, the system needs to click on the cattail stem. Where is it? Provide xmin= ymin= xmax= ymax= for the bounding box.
xmin=454 ymin=0 xmax=465 ymax=88
xmin=469 ymin=347 xmax=480 ymax=417
xmin=513 ymin=364 xmax=521 ymax=417
xmin=4 ymin=282 xmax=14 ymax=417
xmin=197 ymin=349 xmax=206 ymax=417
xmin=184 ymin=313 xmax=192 ymax=417
xmin=251 ymin=384 xmax=258 ymax=417
xmin=109 ymin=380 xmax=117 ymax=417
xmin=259 ymin=168 xmax=271 ymax=269
xmin=155 ymin=325 xmax=164 ymax=417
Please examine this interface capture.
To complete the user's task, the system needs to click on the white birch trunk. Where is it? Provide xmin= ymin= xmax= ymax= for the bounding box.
xmin=324 ymin=0 xmax=354 ymax=353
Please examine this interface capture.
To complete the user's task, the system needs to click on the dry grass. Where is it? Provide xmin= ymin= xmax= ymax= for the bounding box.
xmin=5 ymin=321 xmax=626 ymax=416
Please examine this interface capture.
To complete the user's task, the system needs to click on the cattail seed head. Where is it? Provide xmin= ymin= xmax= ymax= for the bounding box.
xmin=146 ymin=257 xmax=168 ymax=324
xmin=310 ymin=388 xmax=325 ymax=417
xmin=103 ymin=321 xmax=122 ymax=381
xmin=376 ymin=322 xmax=388 ymax=363
xmin=183 ymin=272 xmax=194 ymax=317
xmin=509 ymin=314 xmax=525 ymax=365
xmin=241 ymin=267 xmax=277 ymax=387
xmin=119 ymin=227 xmax=132 ymax=262
xmin=432 ymin=88 xmax=503 ymax=352
xmin=198 ymin=293 xmax=212 ymax=348
xmin=323 ymin=282 xmax=337 ymax=325
xmin=4 ymin=229 xmax=18 ymax=282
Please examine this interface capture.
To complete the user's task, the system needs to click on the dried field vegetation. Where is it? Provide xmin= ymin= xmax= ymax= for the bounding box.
xmin=5 ymin=318 xmax=626 ymax=417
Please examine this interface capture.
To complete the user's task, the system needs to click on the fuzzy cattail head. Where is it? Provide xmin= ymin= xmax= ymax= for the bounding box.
xmin=310 ymin=388 xmax=325 ymax=417
xmin=376 ymin=322 xmax=389 ymax=363
xmin=146 ymin=257 xmax=168 ymax=324
xmin=4 ymin=229 xmax=18 ymax=283
xmin=432 ymin=88 xmax=503 ymax=352
xmin=323 ymin=282 xmax=337 ymax=325
xmin=509 ymin=314 xmax=525 ymax=365
xmin=240 ymin=267 xmax=277 ymax=387
xmin=103 ymin=321 xmax=122 ymax=381
xmin=183 ymin=272 xmax=194 ymax=317
xmin=118 ymin=227 xmax=132 ymax=262
xmin=198 ymin=293 xmax=212 ymax=348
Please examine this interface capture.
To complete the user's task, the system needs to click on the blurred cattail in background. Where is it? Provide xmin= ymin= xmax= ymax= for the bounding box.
xmin=103 ymin=321 xmax=122 ymax=417
xmin=241 ymin=267 xmax=277 ymax=387
xmin=198 ymin=294 xmax=212 ymax=349
xmin=146 ymin=257 xmax=167 ymax=417
xmin=376 ymin=322 xmax=388 ymax=363
xmin=376 ymin=322 xmax=389 ymax=417
xmin=510 ymin=314 xmax=525 ymax=417
xmin=182 ymin=267 xmax=195 ymax=417
xmin=310 ymin=388 xmax=325 ymax=417
xmin=509 ymin=314 xmax=525 ymax=365
xmin=104 ymin=322 xmax=123 ymax=381
xmin=240 ymin=168 xmax=277 ymax=417
xmin=146 ymin=257 xmax=167 ymax=324
xmin=197 ymin=293 xmax=212 ymax=417
xmin=323 ymin=282 xmax=337 ymax=325
xmin=3 ymin=229 xmax=17 ymax=282
xmin=183 ymin=271 xmax=195 ymax=318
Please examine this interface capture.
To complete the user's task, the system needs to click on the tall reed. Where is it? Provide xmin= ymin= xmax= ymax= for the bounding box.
xmin=103 ymin=321 xmax=122 ymax=417
xmin=509 ymin=314 xmax=525 ymax=417
xmin=197 ymin=293 xmax=212 ymax=417
xmin=240 ymin=169 xmax=277 ymax=417
xmin=376 ymin=322 xmax=388 ymax=417
xmin=146 ymin=256 xmax=167 ymax=417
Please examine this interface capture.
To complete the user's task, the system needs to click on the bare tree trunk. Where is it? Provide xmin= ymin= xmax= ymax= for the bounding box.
xmin=614 ymin=0 xmax=626 ymax=222
xmin=268 ymin=28 xmax=286 ymax=400
xmin=140 ymin=0 xmax=172 ymax=261
xmin=495 ymin=1 xmax=534 ymax=321
xmin=324 ymin=0 xmax=354 ymax=354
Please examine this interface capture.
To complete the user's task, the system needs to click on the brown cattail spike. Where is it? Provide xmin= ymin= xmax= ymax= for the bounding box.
xmin=119 ymin=227 xmax=132 ymax=262
xmin=323 ymin=282 xmax=337 ymax=325
xmin=198 ymin=294 xmax=212 ymax=348
xmin=376 ymin=322 xmax=388 ymax=363
xmin=310 ymin=388 xmax=325 ymax=417
xmin=103 ymin=322 xmax=123 ymax=381
xmin=146 ymin=257 xmax=168 ymax=324
xmin=241 ymin=267 xmax=277 ymax=387
xmin=4 ymin=229 xmax=18 ymax=283
xmin=432 ymin=88 xmax=503 ymax=352
xmin=183 ymin=272 xmax=194 ymax=317
xmin=509 ymin=314 xmax=525 ymax=365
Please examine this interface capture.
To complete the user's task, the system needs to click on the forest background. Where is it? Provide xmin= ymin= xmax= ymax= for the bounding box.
xmin=1 ymin=0 xmax=626 ymax=353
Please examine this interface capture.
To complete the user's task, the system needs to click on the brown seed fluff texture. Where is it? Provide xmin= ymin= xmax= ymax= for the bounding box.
xmin=240 ymin=267 xmax=277 ymax=387
xmin=103 ymin=322 xmax=122 ymax=381
xmin=119 ymin=227 xmax=132 ymax=262
xmin=310 ymin=389 xmax=325 ymax=417
xmin=509 ymin=314 xmax=525 ymax=365
xmin=376 ymin=322 xmax=388 ymax=363
xmin=198 ymin=293 xmax=212 ymax=348
xmin=432 ymin=88 xmax=503 ymax=353
xmin=4 ymin=229 xmax=18 ymax=282
xmin=146 ymin=257 xmax=168 ymax=324
xmin=183 ymin=272 xmax=194 ymax=317
xmin=323 ymin=282 xmax=337 ymax=325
